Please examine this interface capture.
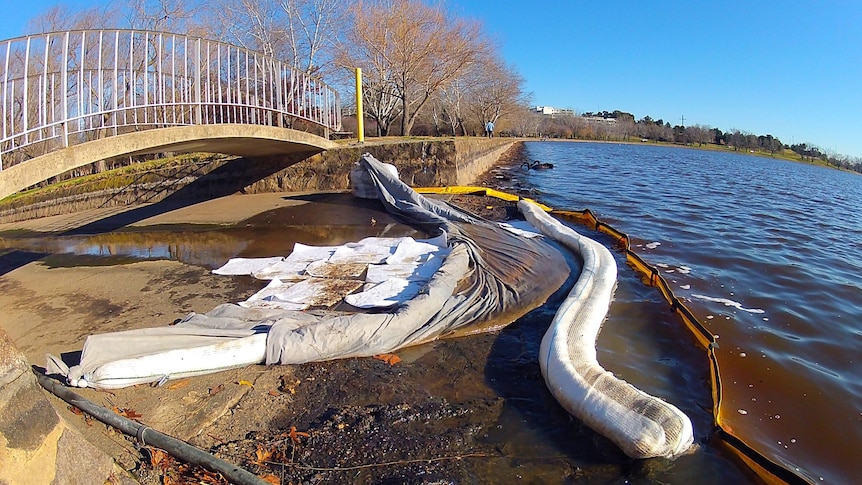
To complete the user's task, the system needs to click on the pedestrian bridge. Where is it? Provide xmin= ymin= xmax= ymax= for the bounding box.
xmin=0 ymin=29 xmax=341 ymax=200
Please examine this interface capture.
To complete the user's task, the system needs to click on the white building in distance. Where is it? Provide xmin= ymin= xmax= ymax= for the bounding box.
xmin=534 ymin=106 xmax=574 ymax=116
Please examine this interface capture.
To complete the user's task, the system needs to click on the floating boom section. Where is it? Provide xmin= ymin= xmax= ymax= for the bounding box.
xmin=519 ymin=200 xmax=694 ymax=459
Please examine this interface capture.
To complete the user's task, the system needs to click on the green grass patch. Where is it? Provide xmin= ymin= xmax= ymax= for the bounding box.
xmin=0 ymin=153 xmax=232 ymax=208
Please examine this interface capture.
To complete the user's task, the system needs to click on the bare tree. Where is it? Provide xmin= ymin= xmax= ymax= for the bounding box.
xmin=26 ymin=4 xmax=120 ymax=33
xmin=124 ymin=0 xmax=197 ymax=32
xmin=362 ymin=67 xmax=402 ymax=136
xmin=278 ymin=0 xmax=347 ymax=75
xmin=464 ymin=55 xmax=526 ymax=133
xmin=208 ymin=0 xmax=346 ymax=76
xmin=436 ymin=78 xmax=468 ymax=136
xmin=507 ymin=106 xmax=543 ymax=137
xmin=684 ymin=124 xmax=713 ymax=146
xmin=339 ymin=0 xmax=486 ymax=136
xmin=210 ymin=0 xmax=283 ymax=56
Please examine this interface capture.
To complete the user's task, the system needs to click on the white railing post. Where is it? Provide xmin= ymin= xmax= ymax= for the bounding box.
xmin=113 ymin=30 xmax=119 ymax=136
xmin=61 ymin=31 xmax=69 ymax=148
xmin=42 ymin=34 xmax=50 ymax=136
xmin=78 ymin=31 xmax=85 ymax=137
xmin=2 ymin=40 xmax=11 ymax=162
xmin=22 ymin=36 xmax=30 ymax=146
xmin=194 ymin=38 xmax=202 ymax=125
xmin=0 ymin=29 xmax=341 ymax=166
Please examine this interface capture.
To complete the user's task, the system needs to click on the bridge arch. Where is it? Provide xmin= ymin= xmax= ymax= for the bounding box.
xmin=0 ymin=29 xmax=342 ymax=198
xmin=0 ymin=124 xmax=336 ymax=200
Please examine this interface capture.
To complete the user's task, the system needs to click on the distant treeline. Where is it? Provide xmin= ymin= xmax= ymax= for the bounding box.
xmin=16 ymin=1 xmax=858 ymax=175
xmin=514 ymin=109 xmax=861 ymax=174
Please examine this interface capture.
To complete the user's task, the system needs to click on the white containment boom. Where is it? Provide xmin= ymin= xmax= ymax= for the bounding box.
xmin=519 ymin=200 xmax=694 ymax=459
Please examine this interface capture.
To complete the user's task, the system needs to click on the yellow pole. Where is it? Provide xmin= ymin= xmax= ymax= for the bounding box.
xmin=355 ymin=67 xmax=364 ymax=142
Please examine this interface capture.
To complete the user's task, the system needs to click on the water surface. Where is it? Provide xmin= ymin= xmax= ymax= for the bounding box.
xmin=518 ymin=141 xmax=861 ymax=483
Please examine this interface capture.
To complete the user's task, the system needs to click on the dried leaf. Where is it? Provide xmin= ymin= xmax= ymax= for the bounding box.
xmin=209 ymin=384 xmax=225 ymax=396
xmin=268 ymin=389 xmax=280 ymax=397
xmin=69 ymin=406 xmax=92 ymax=426
xmin=288 ymin=426 xmax=309 ymax=444
xmin=279 ymin=376 xmax=301 ymax=394
xmin=260 ymin=474 xmax=281 ymax=485
xmin=113 ymin=407 xmax=143 ymax=421
xmin=238 ymin=380 xmax=254 ymax=388
xmin=148 ymin=448 xmax=170 ymax=468
xmin=195 ymin=469 xmax=225 ymax=482
xmin=167 ymin=379 xmax=190 ymax=390
xmin=373 ymin=353 xmax=402 ymax=366
xmin=123 ymin=409 xmax=143 ymax=420
xmin=254 ymin=446 xmax=274 ymax=465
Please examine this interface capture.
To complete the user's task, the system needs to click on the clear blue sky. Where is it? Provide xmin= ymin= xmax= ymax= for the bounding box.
xmin=0 ymin=0 xmax=90 ymax=36
xmin=452 ymin=0 xmax=862 ymax=158
xmin=2 ymin=0 xmax=860 ymax=157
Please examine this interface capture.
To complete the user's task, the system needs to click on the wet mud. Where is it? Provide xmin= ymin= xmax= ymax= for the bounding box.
xmin=178 ymin=314 xmax=645 ymax=485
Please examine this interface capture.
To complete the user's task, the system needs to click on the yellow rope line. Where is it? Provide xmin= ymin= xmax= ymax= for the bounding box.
xmin=416 ymin=185 xmax=804 ymax=485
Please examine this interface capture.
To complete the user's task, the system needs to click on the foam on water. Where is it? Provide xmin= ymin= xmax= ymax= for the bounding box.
xmin=690 ymin=294 xmax=766 ymax=314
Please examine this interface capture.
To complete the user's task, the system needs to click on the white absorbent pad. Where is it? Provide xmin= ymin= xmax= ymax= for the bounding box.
xmin=347 ymin=253 xmax=448 ymax=308
xmin=234 ymin=236 xmax=449 ymax=310
xmin=212 ymin=256 xmax=284 ymax=275
xmin=242 ymin=277 xmax=365 ymax=310
xmin=252 ymin=244 xmax=340 ymax=280
xmin=328 ymin=237 xmax=402 ymax=264
xmin=305 ymin=261 xmax=368 ymax=279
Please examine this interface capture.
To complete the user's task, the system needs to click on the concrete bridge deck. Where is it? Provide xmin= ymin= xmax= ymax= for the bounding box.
xmin=0 ymin=29 xmax=342 ymax=200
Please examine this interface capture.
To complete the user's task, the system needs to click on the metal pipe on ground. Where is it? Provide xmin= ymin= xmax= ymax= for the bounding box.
xmin=34 ymin=370 xmax=268 ymax=485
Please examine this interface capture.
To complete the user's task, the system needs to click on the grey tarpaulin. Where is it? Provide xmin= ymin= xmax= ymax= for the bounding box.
xmin=49 ymin=154 xmax=571 ymax=389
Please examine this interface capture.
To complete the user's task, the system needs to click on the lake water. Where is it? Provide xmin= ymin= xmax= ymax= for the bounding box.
xmin=511 ymin=141 xmax=862 ymax=484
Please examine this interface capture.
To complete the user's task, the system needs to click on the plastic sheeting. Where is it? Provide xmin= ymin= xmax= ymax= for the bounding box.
xmin=48 ymin=154 xmax=570 ymax=389
xmin=224 ymin=235 xmax=452 ymax=311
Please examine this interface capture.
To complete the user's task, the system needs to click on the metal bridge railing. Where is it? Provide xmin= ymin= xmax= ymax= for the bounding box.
xmin=0 ymin=29 xmax=342 ymax=170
